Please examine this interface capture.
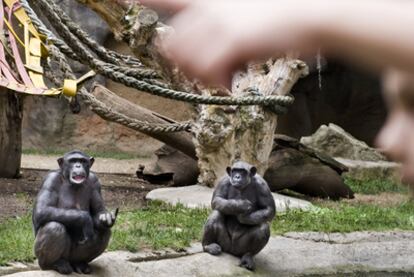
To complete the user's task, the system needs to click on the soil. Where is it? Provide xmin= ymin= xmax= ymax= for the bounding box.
xmin=0 ymin=169 xmax=161 ymax=223
xmin=1 ymin=169 xmax=408 ymax=223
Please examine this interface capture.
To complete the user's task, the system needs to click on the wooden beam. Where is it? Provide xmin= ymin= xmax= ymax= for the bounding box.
xmin=91 ymin=84 xmax=197 ymax=159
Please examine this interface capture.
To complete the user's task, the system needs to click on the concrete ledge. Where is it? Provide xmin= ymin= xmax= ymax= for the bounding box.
xmin=4 ymin=231 xmax=414 ymax=277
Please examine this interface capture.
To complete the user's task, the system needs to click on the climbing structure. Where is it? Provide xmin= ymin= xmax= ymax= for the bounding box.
xmin=0 ymin=0 xmax=93 ymax=97
xmin=7 ymin=0 xmax=308 ymax=186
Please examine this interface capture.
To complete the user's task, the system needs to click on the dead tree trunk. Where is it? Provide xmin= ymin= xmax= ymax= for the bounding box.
xmin=91 ymin=84 xmax=196 ymax=159
xmin=195 ymin=58 xmax=308 ymax=186
xmin=0 ymin=88 xmax=23 ymax=178
xmin=76 ymin=1 xmax=308 ymax=186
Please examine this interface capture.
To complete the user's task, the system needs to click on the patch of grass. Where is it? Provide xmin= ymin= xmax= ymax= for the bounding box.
xmin=109 ymin=201 xmax=209 ymax=252
xmin=272 ymin=201 xmax=414 ymax=234
xmin=22 ymin=148 xmax=149 ymax=160
xmin=2 ymin=200 xmax=414 ymax=265
xmin=0 ymin=215 xmax=34 ymax=266
xmin=345 ymin=177 xmax=408 ymax=195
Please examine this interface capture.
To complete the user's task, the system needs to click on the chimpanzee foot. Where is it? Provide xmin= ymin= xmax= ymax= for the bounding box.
xmin=203 ymin=243 xmax=222 ymax=255
xmin=239 ymin=253 xmax=255 ymax=271
xmin=51 ymin=259 xmax=73 ymax=275
xmin=72 ymin=262 xmax=92 ymax=274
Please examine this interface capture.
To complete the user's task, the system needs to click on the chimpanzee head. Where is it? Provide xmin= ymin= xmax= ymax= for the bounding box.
xmin=58 ymin=150 xmax=94 ymax=186
xmin=226 ymin=161 xmax=257 ymax=190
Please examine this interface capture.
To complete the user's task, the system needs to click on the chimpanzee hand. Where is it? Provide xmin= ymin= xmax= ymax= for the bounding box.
xmin=236 ymin=199 xmax=253 ymax=214
xmin=98 ymin=208 xmax=118 ymax=228
xmin=78 ymin=212 xmax=95 ymax=245
xmin=237 ymin=213 xmax=252 ymax=225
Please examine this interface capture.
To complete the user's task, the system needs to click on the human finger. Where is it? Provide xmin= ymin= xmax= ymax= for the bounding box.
xmin=138 ymin=0 xmax=191 ymax=13
xmin=165 ymin=10 xmax=238 ymax=87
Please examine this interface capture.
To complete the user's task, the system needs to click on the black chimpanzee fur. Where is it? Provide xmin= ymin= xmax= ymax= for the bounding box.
xmin=202 ymin=161 xmax=276 ymax=271
xmin=32 ymin=150 xmax=117 ymax=275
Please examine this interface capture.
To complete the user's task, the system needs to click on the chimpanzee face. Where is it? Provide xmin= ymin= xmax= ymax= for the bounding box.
xmin=226 ymin=162 xmax=257 ymax=190
xmin=58 ymin=151 xmax=94 ymax=186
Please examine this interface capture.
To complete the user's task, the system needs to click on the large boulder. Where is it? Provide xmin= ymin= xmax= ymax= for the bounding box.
xmin=300 ymin=123 xmax=386 ymax=161
xmin=300 ymin=124 xmax=402 ymax=182
xmin=265 ymin=135 xmax=354 ymax=200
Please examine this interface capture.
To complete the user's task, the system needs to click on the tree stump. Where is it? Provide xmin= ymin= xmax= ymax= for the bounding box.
xmin=0 ymin=89 xmax=22 ymax=178
xmin=74 ymin=1 xmax=309 ymax=186
xmin=195 ymin=57 xmax=308 ymax=186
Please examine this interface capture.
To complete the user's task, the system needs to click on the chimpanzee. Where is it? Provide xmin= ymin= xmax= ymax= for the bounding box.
xmin=202 ymin=161 xmax=276 ymax=271
xmin=32 ymin=150 xmax=118 ymax=275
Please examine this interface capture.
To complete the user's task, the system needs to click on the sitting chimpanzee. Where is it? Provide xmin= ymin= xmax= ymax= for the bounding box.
xmin=32 ymin=150 xmax=118 ymax=275
xmin=202 ymin=161 xmax=276 ymax=271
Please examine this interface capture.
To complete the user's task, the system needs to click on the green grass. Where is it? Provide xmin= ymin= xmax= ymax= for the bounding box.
xmin=22 ymin=148 xmax=149 ymax=160
xmin=345 ymin=177 xmax=408 ymax=195
xmin=272 ymin=201 xmax=414 ymax=234
xmin=0 ymin=215 xmax=34 ymax=266
xmin=109 ymin=201 xmax=209 ymax=252
xmin=1 ymin=200 xmax=414 ymax=265
xmin=0 ymin=202 xmax=209 ymax=265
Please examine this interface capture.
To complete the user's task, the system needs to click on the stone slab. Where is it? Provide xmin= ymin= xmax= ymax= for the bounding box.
xmin=145 ymin=185 xmax=313 ymax=212
xmin=4 ymin=231 xmax=414 ymax=277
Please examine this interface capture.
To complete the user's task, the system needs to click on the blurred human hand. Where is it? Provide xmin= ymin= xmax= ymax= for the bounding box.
xmin=376 ymin=69 xmax=414 ymax=184
xmin=140 ymin=0 xmax=318 ymax=87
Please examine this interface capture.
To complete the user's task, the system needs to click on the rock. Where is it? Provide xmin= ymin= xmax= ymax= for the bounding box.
xmin=265 ymin=148 xmax=354 ymax=200
xmin=5 ymin=231 xmax=414 ymax=276
xmin=145 ymin=185 xmax=313 ymax=212
xmin=137 ymin=145 xmax=199 ymax=186
xmin=336 ymin=158 xmax=402 ymax=182
xmin=266 ymin=135 xmax=353 ymax=200
xmin=300 ymin=123 xmax=386 ymax=161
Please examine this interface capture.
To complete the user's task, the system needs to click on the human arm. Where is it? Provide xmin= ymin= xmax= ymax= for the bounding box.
xmin=139 ymin=0 xmax=414 ymax=87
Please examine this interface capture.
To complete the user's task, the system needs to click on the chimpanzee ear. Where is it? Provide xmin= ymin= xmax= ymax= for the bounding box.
xmin=89 ymin=157 xmax=95 ymax=168
xmin=57 ymin=157 xmax=64 ymax=169
xmin=250 ymin=166 xmax=257 ymax=177
xmin=226 ymin=166 xmax=231 ymax=176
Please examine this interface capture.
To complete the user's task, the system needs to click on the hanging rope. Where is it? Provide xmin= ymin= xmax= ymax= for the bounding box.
xmin=30 ymin=0 xmax=294 ymax=112
xmin=46 ymin=45 xmax=193 ymax=133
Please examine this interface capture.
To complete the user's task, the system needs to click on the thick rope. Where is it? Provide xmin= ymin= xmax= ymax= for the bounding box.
xmin=32 ymin=0 xmax=294 ymax=112
xmin=45 ymin=45 xmax=192 ymax=133
xmin=21 ymin=0 xmax=142 ymax=67
xmin=21 ymin=0 xmax=160 ymax=80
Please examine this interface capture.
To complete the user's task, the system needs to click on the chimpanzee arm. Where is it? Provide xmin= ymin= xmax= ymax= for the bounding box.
xmin=212 ymin=177 xmax=252 ymax=215
xmin=89 ymin=174 xmax=110 ymax=229
xmin=237 ymin=178 xmax=276 ymax=225
xmin=33 ymin=172 xmax=88 ymax=231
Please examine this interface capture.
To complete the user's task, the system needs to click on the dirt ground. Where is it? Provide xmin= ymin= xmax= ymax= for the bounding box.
xmin=0 ymin=169 xmax=161 ymax=223
xmin=1 ymin=169 xmax=409 ymax=223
